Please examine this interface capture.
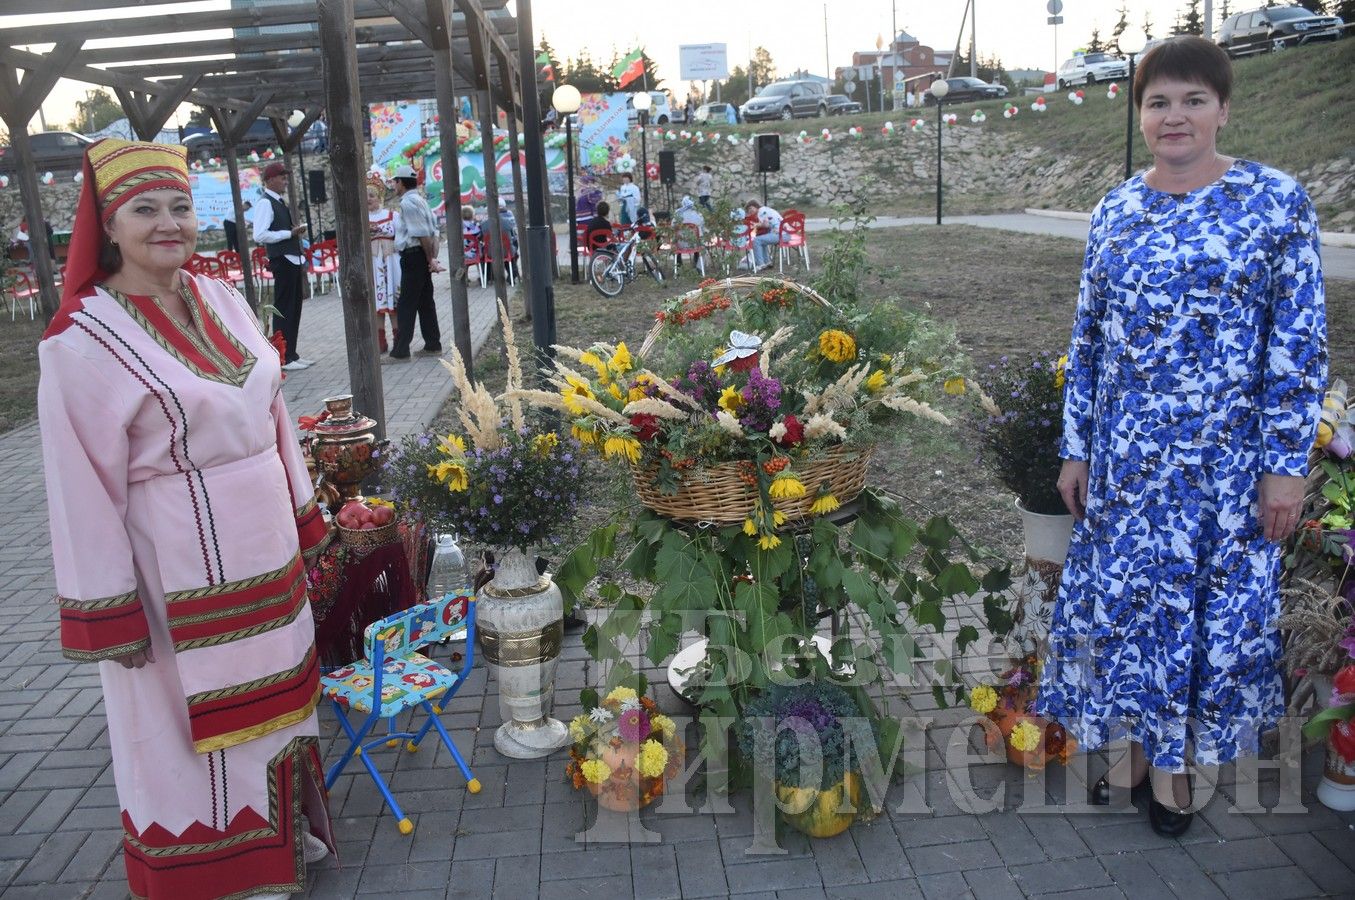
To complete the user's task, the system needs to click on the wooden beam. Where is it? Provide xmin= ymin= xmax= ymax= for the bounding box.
xmin=77 ymin=24 xmax=417 ymax=65
xmin=317 ymin=0 xmax=385 ymax=435
xmin=375 ymin=0 xmax=432 ymax=47
xmin=16 ymin=41 xmax=83 ymax=118
xmin=113 ymin=42 xmax=439 ymax=81
xmin=272 ymin=106 xmax=323 ymax=154
xmin=3 ymin=0 xmax=199 ymax=13
xmin=200 ymin=105 xmax=256 ymax=312
xmin=140 ymin=70 xmax=203 ymax=136
xmin=211 ymin=91 xmax=274 ymax=144
xmin=0 ymin=117 xmax=58 ymax=318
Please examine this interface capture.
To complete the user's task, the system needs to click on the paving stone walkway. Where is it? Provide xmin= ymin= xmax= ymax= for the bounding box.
xmin=1 ymin=241 xmax=1354 ymax=899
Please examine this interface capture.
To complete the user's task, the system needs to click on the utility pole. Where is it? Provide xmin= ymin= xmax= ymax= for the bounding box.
xmin=971 ymin=0 xmax=978 ymax=78
xmin=1203 ymin=0 xmax=1214 ymax=40
xmin=890 ymin=0 xmax=897 ymax=108
xmin=824 ymin=5 xmax=831 ymax=81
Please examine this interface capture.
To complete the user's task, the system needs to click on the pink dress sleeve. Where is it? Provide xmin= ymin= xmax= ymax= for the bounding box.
xmin=38 ymin=340 xmax=150 ymax=662
xmin=270 ymin=389 xmax=331 ymax=565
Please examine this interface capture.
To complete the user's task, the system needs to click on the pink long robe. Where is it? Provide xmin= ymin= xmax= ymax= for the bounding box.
xmin=39 ymin=272 xmax=335 ymax=899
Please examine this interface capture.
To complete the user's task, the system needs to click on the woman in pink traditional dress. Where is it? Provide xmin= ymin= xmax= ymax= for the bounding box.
xmin=367 ymin=175 xmax=400 ymax=353
xmin=38 ymin=138 xmax=335 ymax=899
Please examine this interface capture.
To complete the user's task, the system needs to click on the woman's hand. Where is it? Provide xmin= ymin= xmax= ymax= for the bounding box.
xmin=1058 ymin=459 xmax=1090 ymax=521
xmin=1259 ymin=472 xmax=1305 ymax=543
xmin=114 ymin=646 xmax=155 ymax=669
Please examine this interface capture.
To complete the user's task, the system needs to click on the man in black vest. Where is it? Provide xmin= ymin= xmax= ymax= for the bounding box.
xmin=250 ymin=162 xmax=311 ymax=370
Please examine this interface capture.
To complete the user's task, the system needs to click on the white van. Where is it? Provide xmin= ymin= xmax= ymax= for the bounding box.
xmin=625 ymin=91 xmax=676 ymax=125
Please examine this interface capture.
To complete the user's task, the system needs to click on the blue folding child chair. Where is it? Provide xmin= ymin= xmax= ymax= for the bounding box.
xmin=320 ymin=590 xmax=479 ymax=834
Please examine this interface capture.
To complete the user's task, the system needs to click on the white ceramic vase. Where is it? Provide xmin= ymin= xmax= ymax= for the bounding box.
xmin=476 ymin=548 xmax=569 ymax=759
xmin=1010 ymin=500 xmax=1075 ymax=657
xmin=1016 ymin=499 xmax=1075 ymax=565
xmin=1317 ymin=734 xmax=1355 ymax=811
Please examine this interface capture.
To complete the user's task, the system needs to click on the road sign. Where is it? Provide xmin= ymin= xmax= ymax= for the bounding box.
xmin=844 ymin=80 xmax=857 ymax=95
xmin=1046 ymin=0 xmax=1063 ymax=14
xmin=1048 ymin=15 xmax=1064 ymax=25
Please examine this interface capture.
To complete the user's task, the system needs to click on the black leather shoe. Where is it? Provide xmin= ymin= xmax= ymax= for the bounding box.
xmin=1148 ymin=778 xmax=1194 ymax=837
xmin=1089 ymin=775 xmax=1149 ymax=806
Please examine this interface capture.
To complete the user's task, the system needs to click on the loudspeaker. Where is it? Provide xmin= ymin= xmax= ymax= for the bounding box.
xmin=308 ymin=170 xmax=327 ymax=204
xmin=658 ymin=150 xmax=676 ymax=185
xmin=755 ymin=134 xmax=780 ymax=173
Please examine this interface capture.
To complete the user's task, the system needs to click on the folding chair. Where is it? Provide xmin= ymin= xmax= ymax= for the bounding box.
xmin=217 ymin=250 xmax=247 ymax=291
xmin=463 ymin=233 xmax=488 ymax=288
xmin=672 ymin=223 xmax=706 ymax=277
xmin=6 ymin=270 xmax=37 ymax=321
xmin=778 ymin=212 xmax=810 ymax=274
xmin=309 ymin=241 xmax=339 ymax=294
xmin=320 ymin=590 xmax=480 ymax=835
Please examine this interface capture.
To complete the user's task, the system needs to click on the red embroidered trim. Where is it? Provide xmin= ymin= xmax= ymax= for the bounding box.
xmin=186 ymin=647 xmax=320 ymax=753
xmin=166 ymin=555 xmax=308 ymax=651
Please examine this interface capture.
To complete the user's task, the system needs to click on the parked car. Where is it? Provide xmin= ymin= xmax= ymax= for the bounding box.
xmin=922 ymin=76 xmax=1009 ymax=105
xmin=0 ymin=130 xmax=96 ymax=175
xmin=824 ymin=95 xmax=863 ymax=115
xmin=740 ymin=80 xmax=829 ymax=122
xmin=181 ymin=118 xmax=280 ymax=161
xmin=625 ymin=91 xmax=676 ymax=126
xmin=1054 ymin=52 xmax=1129 ymax=89
xmin=694 ymin=101 xmax=739 ymax=124
xmin=1217 ymin=5 xmax=1345 ymax=57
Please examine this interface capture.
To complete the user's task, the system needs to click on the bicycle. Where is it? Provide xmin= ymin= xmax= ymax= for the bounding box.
xmin=589 ymin=221 xmax=666 ymax=298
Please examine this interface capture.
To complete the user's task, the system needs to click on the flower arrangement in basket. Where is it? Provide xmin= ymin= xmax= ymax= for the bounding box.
xmin=378 ymin=303 xmax=585 ymax=553
xmin=519 ymin=276 xmax=961 ymax=546
xmin=734 ymin=681 xmax=880 ymax=837
xmin=968 ymin=654 xmax=1075 ymax=770
xmin=566 ymin=686 xmax=685 ymax=811
xmin=970 ymin=351 xmax=1068 ymax=516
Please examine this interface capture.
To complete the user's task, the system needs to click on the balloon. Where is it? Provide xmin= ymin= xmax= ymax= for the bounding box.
xmin=0 ymin=175 xmax=8 ymax=188
xmin=588 ymin=145 xmax=610 ymax=166
xmin=882 ymin=120 xmax=895 ymax=134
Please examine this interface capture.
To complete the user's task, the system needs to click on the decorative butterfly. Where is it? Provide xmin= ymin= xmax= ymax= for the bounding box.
xmin=712 ymin=331 xmax=762 ymax=368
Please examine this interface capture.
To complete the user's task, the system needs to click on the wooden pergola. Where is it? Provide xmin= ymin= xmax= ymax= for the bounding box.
xmin=0 ymin=0 xmax=557 ymax=432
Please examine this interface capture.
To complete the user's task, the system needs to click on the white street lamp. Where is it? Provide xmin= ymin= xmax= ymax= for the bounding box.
xmin=929 ymin=79 xmax=949 ymax=225
xmin=1119 ymin=25 xmax=1148 ymax=179
xmin=631 ymin=92 xmax=652 ymax=207
xmin=552 ymin=85 xmax=583 ymax=282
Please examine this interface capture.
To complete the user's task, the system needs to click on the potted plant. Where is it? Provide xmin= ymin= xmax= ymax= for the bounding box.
xmin=735 ymin=681 xmax=879 ymax=838
xmin=1303 ymin=661 xmax=1355 ymax=811
xmin=566 ymin=685 xmax=686 ymax=812
xmin=972 ymin=352 xmax=1072 ymax=564
xmin=382 ymin=303 xmax=586 ymax=759
xmin=968 ymin=654 xmax=1076 ymax=770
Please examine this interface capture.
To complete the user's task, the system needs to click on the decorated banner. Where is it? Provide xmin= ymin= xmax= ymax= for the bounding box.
xmin=370 ymin=101 xmax=424 ymax=171
xmin=423 ymin=144 xmax=568 ymax=216
xmin=576 ymin=92 xmax=632 ymax=172
xmin=188 ymin=169 xmax=262 ymax=232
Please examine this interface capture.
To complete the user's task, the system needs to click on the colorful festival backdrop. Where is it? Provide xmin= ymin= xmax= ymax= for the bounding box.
xmin=370 ymin=101 xmax=424 ymax=171
xmin=576 ymin=92 xmax=632 ymax=172
xmin=422 ymin=142 xmax=568 ymax=215
xmin=188 ymin=169 xmax=262 ymax=232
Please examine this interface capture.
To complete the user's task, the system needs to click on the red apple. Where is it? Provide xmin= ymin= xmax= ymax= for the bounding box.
xmin=371 ymin=506 xmax=394 ymax=525
xmin=360 ymin=522 xmax=378 ymax=530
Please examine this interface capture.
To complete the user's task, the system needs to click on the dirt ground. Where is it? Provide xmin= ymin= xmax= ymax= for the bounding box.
xmin=465 ymin=224 xmax=1355 ymax=568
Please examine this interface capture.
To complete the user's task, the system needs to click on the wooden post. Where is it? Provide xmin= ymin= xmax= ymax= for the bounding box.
xmin=206 ymin=106 xmax=258 ymax=312
xmin=513 ymin=0 xmax=557 ymax=355
xmin=424 ymin=0 xmax=474 ymax=381
xmin=476 ymin=84 xmax=508 ymax=307
xmin=317 ymin=0 xmax=384 ymax=436
xmin=505 ymin=102 xmax=530 ymax=321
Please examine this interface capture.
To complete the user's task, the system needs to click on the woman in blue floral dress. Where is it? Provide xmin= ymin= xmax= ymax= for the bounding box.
xmin=1036 ymin=36 xmax=1326 ymax=837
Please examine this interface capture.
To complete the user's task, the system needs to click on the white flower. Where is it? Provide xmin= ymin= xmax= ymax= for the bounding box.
xmin=588 ymin=707 xmax=614 ymax=724
xmin=804 ymin=413 xmax=847 ymax=441
xmin=715 ymin=411 xmax=746 ymax=438
xmin=768 ymin=421 xmax=787 ymax=442
xmin=618 ymin=697 xmax=642 ymax=712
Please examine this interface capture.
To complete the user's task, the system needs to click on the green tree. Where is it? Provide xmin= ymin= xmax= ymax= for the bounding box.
xmin=1144 ymin=12 xmax=1156 ymax=39
xmin=1086 ymin=27 xmax=1105 ymax=53
xmin=1110 ymin=3 xmax=1131 ymax=53
xmin=719 ymin=64 xmax=752 ymax=107
xmin=749 ymin=47 xmax=776 ymax=91
xmin=1295 ymin=0 xmax=1325 ymax=11
xmin=562 ymin=51 xmax=610 ymax=94
xmin=1330 ymin=0 xmax=1355 ymax=20
xmin=68 ymin=88 xmax=122 ymax=135
xmin=1176 ymin=0 xmax=1204 ymax=34
xmin=950 ymin=50 xmax=1015 ymax=92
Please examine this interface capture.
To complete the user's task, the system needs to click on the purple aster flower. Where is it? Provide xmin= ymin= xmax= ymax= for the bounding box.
xmin=617 ymin=708 xmax=651 ymax=743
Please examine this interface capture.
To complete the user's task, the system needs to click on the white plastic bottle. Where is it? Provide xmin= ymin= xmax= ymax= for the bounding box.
xmin=428 ymin=533 xmax=471 ymax=601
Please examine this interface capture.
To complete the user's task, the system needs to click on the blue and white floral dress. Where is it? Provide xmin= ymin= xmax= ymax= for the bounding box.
xmin=1035 ymin=159 xmax=1327 ymax=771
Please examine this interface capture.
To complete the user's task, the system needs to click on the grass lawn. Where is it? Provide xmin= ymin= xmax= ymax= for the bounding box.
xmin=455 ymin=224 xmax=1355 ymax=566
xmin=0 ymin=316 xmax=44 ymax=434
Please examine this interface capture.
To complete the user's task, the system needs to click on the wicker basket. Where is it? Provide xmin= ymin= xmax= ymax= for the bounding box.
xmin=337 ymin=519 xmax=399 ymax=551
xmin=632 ymin=276 xmax=866 ymax=526
xmin=632 ymin=446 xmax=873 ymax=526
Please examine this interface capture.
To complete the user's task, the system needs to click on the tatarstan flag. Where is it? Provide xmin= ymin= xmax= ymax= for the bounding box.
xmin=612 ymin=48 xmax=644 ymax=89
xmin=536 ymin=51 xmax=554 ymax=82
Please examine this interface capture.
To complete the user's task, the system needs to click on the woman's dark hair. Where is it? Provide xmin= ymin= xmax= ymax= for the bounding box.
xmin=595 ymin=200 xmax=610 ymax=217
xmin=395 ymin=176 xmax=418 ymax=190
xmin=1133 ymin=35 xmax=1233 ymax=109
xmin=99 ymin=213 xmax=123 ymax=274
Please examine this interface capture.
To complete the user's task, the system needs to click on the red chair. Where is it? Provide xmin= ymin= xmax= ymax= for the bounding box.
xmin=309 ymin=242 xmax=339 ymax=294
xmin=671 ymin=223 xmax=706 ymax=277
xmin=218 ymin=250 xmax=247 ymax=290
xmin=777 ymin=212 xmax=809 ymax=274
xmin=196 ymin=255 xmax=227 ymax=281
xmin=716 ymin=218 xmax=755 ymax=274
xmin=463 ymin=232 xmax=488 ymax=288
xmin=575 ymin=223 xmax=593 ymax=260
xmin=182 ymin=253 xmax=208 ymax=275
xmin=6 ymin=269 xmax=38 ymax=321
xmin=588 ymin=231 xmax=613 ymax=253
xmin=499 ymin=233 xmax=518 ymax=286
xmin=250 ymin=246 xmax=274 ymax=296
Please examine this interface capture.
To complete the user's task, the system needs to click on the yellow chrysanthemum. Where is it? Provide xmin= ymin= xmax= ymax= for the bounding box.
xmin=809 ymin=493 xmax=840 ymax=515
xmin=772 ymin=509 xmax=788 ymax=527
xmin=578 ymin=350 xmax=609 ymax=383
xmin=865 ymin=370 xmax=888 ymax=393
xmin=768 ymin=472 xmax=806 ymax=499
xmin=758 ymin=533 xmax=782 ymax=551
xmin=1009 ymin=719 xmax=1042 ymax=753
xmin=367 ymin=497 xmax=395 ymax=509
xmin=818 ymin=329 xmax=857 ymax=363
xmin=605 ymin=686 xmax=638 ymax=704
xmin=532 ymin=432 xmax=559 ymax=456
xmin=743 ymin=518 xmax=758 ymax=536
xmin=650 ymin=714 xmax=676 ymax=739
xmin=437 ymin=433 xmax=468 ymax=456
xmin=608 ymin=342 xmax=633 ymax=377
xmin=968 ymin=684 xmax=998 ymax=716
xmin=943 ymin=377 xmax=967 ymax=396
xmin=580 ymin=758 xmax=612 ymax=784
xmin=1054 ymin=354 xmax=1068 ymax=390
xmin=427 ymin=460 xmax=468 ymax=492
xmin=561 ymin=374 xmax=596 ymax=414
xmin=602 ymin=434 xmax=642 ymax=464
xmin=717 ymin=386 xmax=744 ymax=414
xmin=608 ymin=382 xmax=625 ymax=402
xmin=571 ymin=423 xmax=598 ymax=445
xmin=569 ymin=714 xmax=592 ymax=743
xmin=637 ymin=740 xmax=670 ymax=778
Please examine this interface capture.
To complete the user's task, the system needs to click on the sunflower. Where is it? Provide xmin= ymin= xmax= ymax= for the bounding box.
xmin=603 ymin=434 xmax=642 ymax=463
xmin=561 ymin=374 xmax=596 ymax=414
xmin=809 ymin=493 xmax=840 ymax=515
xmin=768 ymin=471 xmax=806 ymax=499
xmin=608 ymin=342 xmax=634 ymax=377
xmin=818 ymin=329 xmax=857 ymax=363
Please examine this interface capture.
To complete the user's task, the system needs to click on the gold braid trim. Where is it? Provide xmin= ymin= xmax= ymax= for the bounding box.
xmin=58 ymin=589 xmax=138 ymax=610
xmin=166 ymin=553 xmax=300 ymax=604
xmin=190 ymin=685 xmax=321 ymax=755
xmin=62 ymin=636 xmax=150 ymax=663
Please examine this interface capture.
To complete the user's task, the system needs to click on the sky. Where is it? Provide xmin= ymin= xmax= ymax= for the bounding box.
xmin=10 ymin=0 xmax=1213 ymax=130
